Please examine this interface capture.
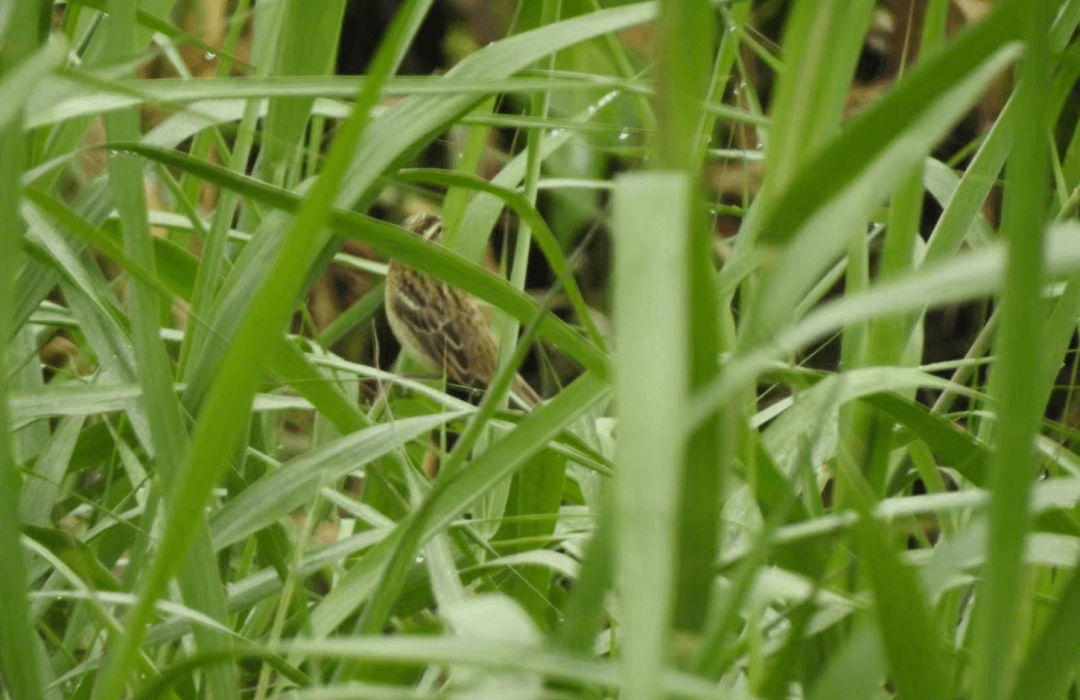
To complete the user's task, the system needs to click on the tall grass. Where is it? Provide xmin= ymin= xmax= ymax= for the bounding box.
xmin=5 ymin=0 xmax=1080 ymax=698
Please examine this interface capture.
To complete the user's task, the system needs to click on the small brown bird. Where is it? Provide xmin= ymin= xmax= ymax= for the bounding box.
xmin=385 ymin=212 xmax=542 ymax=409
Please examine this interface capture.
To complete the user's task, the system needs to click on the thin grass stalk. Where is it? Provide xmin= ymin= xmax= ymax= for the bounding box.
xmin=971 ymin=2 xmax=1054 ymax=698
xmin=651 ymin=0 xmax=723 ymax=641
xmin=499 ymin=2 xmax=563 ymax=617
xmin=0 ymin=4 xmax=49 ymax=699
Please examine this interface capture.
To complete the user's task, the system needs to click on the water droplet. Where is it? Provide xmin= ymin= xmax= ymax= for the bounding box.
xmin=618 ymin=129 xmax=630 ymax=141
xmin=414 ymin=555 xmax=425 ymax=564
xmin=550 ymin=129 xmax=562 ymax=138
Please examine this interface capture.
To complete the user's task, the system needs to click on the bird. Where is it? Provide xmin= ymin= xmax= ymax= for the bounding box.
xmin=384 ymin=212 xmax=542 ymax=409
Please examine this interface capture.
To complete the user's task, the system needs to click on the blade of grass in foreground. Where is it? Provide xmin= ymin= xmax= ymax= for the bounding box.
xmin=1006 ymin=565 xmax=1080 ymax=700
xmin=178 ymin=0 xmax=280 ymax=386
xmin=844 ymin=472 xmax=948 ymax=700
xmin=89 ymin=2 xmax=437 ymax=698
xmin=755 ymin=0 xmax=876 ymax=206
xmin=26 ymin=74 xmax=649 ymax=129
xmin=650 ymin=0 xmax=723 ymax=638
xmin=0 ymin=34 xmax=65 ymax=134
xmin=0 ymin=6 xmax=49 ymax=700
xmin=275 ymin=636 xmax=731 ymax=699
xmin=613 ymin=172 xmax=689 ymax=700
xmin=971 ymin=2 xmax=1054 ymax=699
xmin=260 ymin=0 xmax=347 ymax=179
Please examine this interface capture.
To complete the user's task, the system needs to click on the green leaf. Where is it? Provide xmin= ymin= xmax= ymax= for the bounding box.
xmin=971 ymin=3 xmax=1055 ymax=698
xmin=612 ymin=172 xmax=689 ymax=700
xmin=23 ymin=525 xmax=121 ymax=593
xmin=0 ymin=34 xmax=65 ymax=134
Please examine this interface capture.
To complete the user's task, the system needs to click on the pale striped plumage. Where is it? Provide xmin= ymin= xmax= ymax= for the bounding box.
xmin=385 ymin=212 xmax=542 ymax=408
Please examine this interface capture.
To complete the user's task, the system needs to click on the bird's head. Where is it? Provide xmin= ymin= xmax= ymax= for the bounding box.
xmin=403 ymin=212 xmax=444 ymax=244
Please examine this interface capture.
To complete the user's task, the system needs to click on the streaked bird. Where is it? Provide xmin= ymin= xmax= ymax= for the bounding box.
xmin=385 ymin=212 xmax=542 ymax=408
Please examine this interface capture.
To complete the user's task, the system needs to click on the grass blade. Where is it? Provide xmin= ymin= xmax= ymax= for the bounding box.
xmin=0 ymin=4 xmax=49 ymax=698
xmin=971 ymin=3 xmax=1055 ymax=699
xmin=613 ymin=172 xmax=689 ymax=698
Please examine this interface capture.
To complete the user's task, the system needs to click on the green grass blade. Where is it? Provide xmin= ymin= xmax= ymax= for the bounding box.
xmin=261 ymin=0 xmax=347 ymax=178
xmin=95 ymin=2 xmax=240 ymax=699
xmin=758 ymin=0 xmax=876 ymax=199
xmin=1006 ymin=566 xmax=1080 ymax=700
xmin=19 ymin=415 xmax=85 ymax=527
xmin=971 ymin=3 xmax=1055 ymax=699
xmin=613 ymin=172 xmax=689 ymax=698
xmin=274 ymin=636 xmax=732 ymax=699
xmin=28 ymin=74 xmax=653 ymax=128
xmin=0 ymin=34 xmax=65 ymax=134
xmin=652 ymin=0 xmax=724 ymax=640
xmin=653 ymin=0 xmax=714 ymax=169
xmin=806 ymin=621 xmax=885 ymax=700
xmin=834 ymin=462 xmax=948 ymax=700
xmin=922 ymin=104 xmax=1012 ymax=263
xmin=0 ymin=3 xmax=49 ymax=698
